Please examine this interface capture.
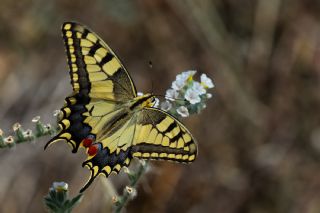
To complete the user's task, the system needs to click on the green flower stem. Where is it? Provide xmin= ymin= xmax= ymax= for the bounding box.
xmin=0 ymin=116 xmax=59 ymax=149
xmin=14 ymin=126 xmax=25 ymax=143
xmin=114 ymin=160 xmax=149 ymax=213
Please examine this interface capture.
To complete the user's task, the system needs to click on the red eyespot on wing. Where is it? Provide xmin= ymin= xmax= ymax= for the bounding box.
xmin=82 ymin=138 xmax=93 ymax=147
xmin=87 ymin=144 xmax=99 ymax=156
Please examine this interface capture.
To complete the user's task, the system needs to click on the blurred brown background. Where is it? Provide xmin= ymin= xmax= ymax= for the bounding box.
xmin=1 ymin=0 xmax=320 ymax=212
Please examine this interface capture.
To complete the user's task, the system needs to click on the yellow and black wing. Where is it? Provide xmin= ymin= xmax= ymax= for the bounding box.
xmin=45 ymin=22 xmax=137 ymax=152
xmin=132 ymin=108 xmax=197 ymax=162
xmin=81 ymin=107 xmax=197 ymax=192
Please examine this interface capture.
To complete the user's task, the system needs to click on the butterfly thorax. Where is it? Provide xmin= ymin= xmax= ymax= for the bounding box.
xmin=129 ymin=93 xmax=156 ymax=111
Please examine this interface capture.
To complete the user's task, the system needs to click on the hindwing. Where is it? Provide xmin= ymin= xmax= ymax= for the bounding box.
xmin=80 ymin=108 xmax=197 ymax=192
xmin=132 ymin=108 xmax=197 ymax=162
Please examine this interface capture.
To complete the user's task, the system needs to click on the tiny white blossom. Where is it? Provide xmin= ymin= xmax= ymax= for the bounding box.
xmin=165 ymin=89 xmax=179 ymax=100
xmin=171 ymin=79 xmax=185 ymax=90
xmin=32 ymin=116 xmax=41 ymax=123
xmin=139 ymin=159 xmax=147 ymax=167
xmin=172 ymin=70 xmax=197 ymax=90
xmin=137 ymin=92 xmax=144 ymax=96
xmin=123 ymin=167 xmax=130 ymax=174
xmin=153 ymin=98 xmax=159 ymax=108
xmin=185 ymin=88 xmax=201 ymax=104
xmin=177 ymin=106 xmax=189 ymax=117
xmin=112 ymin=196 xmax=118 ymax=204
xmin=23 ymin=129 xmax=33 ymax=137
xmin=52 ymin=182 xmax=68 ymax=191
xmin=191 ymin=81 xmax=206 ymax=95
xmin=126 ymin=186 xmax=137 ymax=198
xmin=200 ymin=73 xmax=214 ymax=88
xmin=13 ymin=123 xmax=21 ymax=131
xmin=206 ymin=93 xmax=212 ymax=99
xmin=160 ymin=100 xmax=172 ymax=111
xmin=176 ymin=70 xmax=197 ymax=82
xmin=4 ymin=136 xmax=14 ymax=144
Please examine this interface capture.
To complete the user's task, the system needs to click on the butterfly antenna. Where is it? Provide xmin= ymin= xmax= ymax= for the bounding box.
xmin=149 ymin=60 xmax=155 ymax=94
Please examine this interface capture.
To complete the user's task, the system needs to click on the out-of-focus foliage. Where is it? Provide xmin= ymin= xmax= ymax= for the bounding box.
xmin=1 ymin=0 xmax=320 ymax=212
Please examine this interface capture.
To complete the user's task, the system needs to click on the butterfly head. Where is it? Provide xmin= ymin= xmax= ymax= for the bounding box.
xmin=141 ymin=93 xmax=157 ymax=108
xmin=133 ymin=93 xmax=156 ymax=109
xmin=148 ymin=95 xmax=157 ymax=107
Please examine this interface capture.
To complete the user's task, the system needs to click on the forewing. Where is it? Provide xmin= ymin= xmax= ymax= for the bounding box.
xmin=61 ymin=22 xmax=137 ymax=100
xmin=45 ymin=22 xmax=137 ymax=152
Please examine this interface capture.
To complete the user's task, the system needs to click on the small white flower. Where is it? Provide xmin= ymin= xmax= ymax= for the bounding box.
xmin=165 ymin=89 xmax=179 ymax=100
xmin=200 ymin=73 xmax=214 ymax=88
xmin=185 ymin=70 xmax=197 ymax=76
xmin=160 ymin=100 xmax=172 ymax=111
xmin=13 ymin=123 xmax=21 ymax=131
xmin=112 ymin=196 xmax=118 ymax=204
xmin=123 ymin=167 xmax=130 ymax=174
xmin=139 ymin=159 xmax=147 ymax=166
xmin=172 ymin=70 xmax=197 ymax=90
xmin=153 ymin=98 xmax=159 ymax=108
xmin=177 ymin=106 xmax=189 ymax=117
xmin=191 ymin=82 xmax=206 ymax=95
xmin=206 ymin=93 xmax=212 ymax=99
xmin=44 ymin=124 xmax=52 ymax=130
xmin=125 ymin=186 xmax=137 ymax=198
xmin=137 ymin=92 xmax=144 ymax=96
xmin=32 ymin=116 xmax=41 ymax=123
xmin=176 ymin=70 xmax=197 ymax=82
xmin=23 ymin=129 xmax=33 ymax=137
xmin=171 ymin=80 xmax=185 ymax=90
xmin=4 ymin=136 xmax=14 ymax=144
xmin=185 ymin=88 xmax=201 ymax=104
xmin=52 ymin=182 xmax=68 ymax=191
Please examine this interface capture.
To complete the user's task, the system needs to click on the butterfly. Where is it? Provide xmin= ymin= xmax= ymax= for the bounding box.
xmin=45 ymin=22 xmax=197 ymax=192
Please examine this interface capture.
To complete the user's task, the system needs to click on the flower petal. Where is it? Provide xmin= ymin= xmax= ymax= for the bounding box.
xmin=161 ymin=100 xmax=172 ymax=111
xmin=177 ymin=106 xmax=189 ymax=117
xmin=200 ymin=73 xmax=214 ymax=88
xmin=166 ymin=89 xmax=179 ymax=100
xmin=185 ymin=88 xmax=201 ymax=104
xmin=191 ymin=82 xmax=206 ymax=95
xmin=153 ymin=98 xmax=159 ymax=108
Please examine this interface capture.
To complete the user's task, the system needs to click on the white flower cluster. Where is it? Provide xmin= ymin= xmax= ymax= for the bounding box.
xmin=160 ymin=70 xmax=214 ymax=118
